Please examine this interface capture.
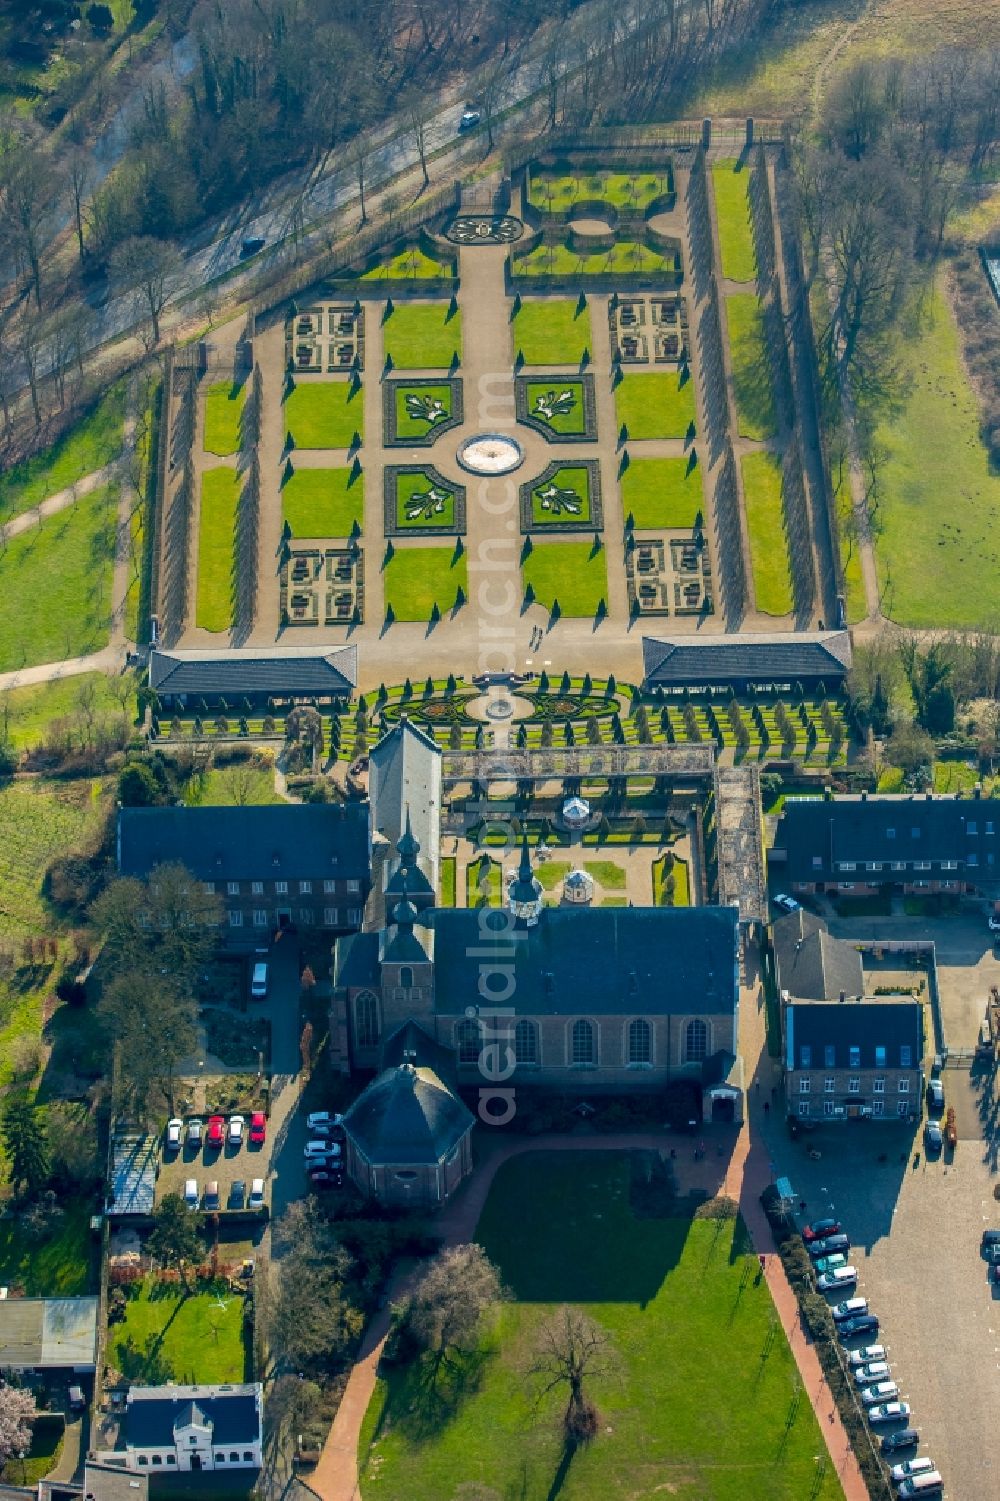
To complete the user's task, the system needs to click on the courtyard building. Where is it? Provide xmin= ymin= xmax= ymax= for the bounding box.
xmin=98 ymin=1383 xmax=262 ymax=1475
xmin=148 ymin=644 xmax=357 ymax=712
xmin=641 ymin=630 xmax=852 ymax=696
xmin=771 ymin=908 xmax=864 ymax=1003
xmin=783 ymin=999 xmax=924 ymax=1124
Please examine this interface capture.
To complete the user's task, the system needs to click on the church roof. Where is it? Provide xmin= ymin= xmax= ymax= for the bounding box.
xmin=369 ymin=721 xmax=441 ymax=894
xmin=508 ymin=836 xmax=542 ymax=906
xmin=379 ymin=1020 xmax=457 ymax=1084
xmin=344 ymin=1063 xmax=474 ymax=1166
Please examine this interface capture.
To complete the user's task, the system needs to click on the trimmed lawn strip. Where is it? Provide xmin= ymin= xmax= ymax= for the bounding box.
xmin=466 ymin=854 xmax=502 ymax=909
xmin=741 ymin=452 xmax=793 ymax=616
xmin=285 ymin=380 xmax=363 ymax=448
xmin=726 ymin=293 xmax=777 ymax=440
xmin=440 ymin=856 xmax=457 ymax=907
xmin=513 ymin=299 xmax=593 ymax=366
xmin=203 ymin=379 xmax=247 ymax=457
xmin=109 ymin=1277 xmax=245 ymax=1385
xmin=282 ymin=467 xmax=363 ymax=538
xmin=384 ymin=545 xmax=467 ymax=621
xmin=528 ymin=170 xmax=672 ymax=214
xmin=197 ymin=467 xmax=241 ymax=634
xmin=0 ymin=484 xmax=118 ymax=673
xmin=653 ymin=853 xmax=690 ymax=906
xmin=0 ymin=382 xmax=125 ymax=526
xmin=513 ymin=240 xmax=680 ymax=279
xmin=615 ymin=370 xmax=696 ymax=440
xmin=383 ymin=303 xmax=462 ymax=369
xmin=522 ymin=540 xmax=608 ymax=617
xmin=712 ymin=160 xmax=757 ymax=283
xmin=360 ymin=246 xmax=454 ymax=281
xmin=621 ymin=456 xmax=704 ymax=529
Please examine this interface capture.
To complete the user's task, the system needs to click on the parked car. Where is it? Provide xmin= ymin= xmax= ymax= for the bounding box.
xmin=248 ymin=1178 xmax=265 ymax=1211
xmin=881 ymin=1428 xmax=920 ymax=1454
xmin=305 ymin=1139 xmax=343 ymax=1158
xmin=250 ymin=961 xmax=269 ymax=1000
xmin=306 ymin=1112 xmax=344 ymax=1132
xmin=184 ymin=1178 xmax=199 ymax=1208
xmin=802 ymin=1218 xmax=841 ymax=1242
xmin=818 ymin=1265 xmax=858 ymax=1293
xmin=926 ymin=1079 xmax=944 ymax=1110
xmin=924 ymin=1119 xmax=943 ymax=1151
xmin=982 ymin=1228 xmax=1000 ymax=1248
xmin=896 ymin=1475 xmax=941 ymax=1499
xmin=186 ymin=1118 xmax=203 ymax=1147
xmin=890 ymin=1458 xmax=937 ymax=1485
xmin=228 ymin=1114 xmax=245 ymax=1146
xmin=203 ymin=1181 xmax=220 ymax=1211
xmin=309 ymin=1168 xmax=345 ymax=1189
xmin=860 ymin=1381 xmax=899 ymax=1406
xmin=868 ymin=1401 xmax=911 ymax=1425
xmin=988 ymin=912 xmax=1000 ymax=932
xmin=848 ymin=1344 xmax=886 ymax=1368
xmin=773 ymin=893 xmax=800 ymax=913
xmin=165 ymin=1118 xmax=183 ymax=1152
xmin=813 ymin=1254 xmax=849 ymax=1277
xmin=853 ymin=1362 xmax=891 ymax=1387
xmin=983 ymin=1243 xmax=1000 ymax=1265
xmin=230 ymin=1180 xmax=246 ymax=1210
xmin=808 ymin=1234 xmax=850 ymax=1258
xmin=832 ymin=1297 xmax=869 ymax=1322
xmin=250 ymin=1112 xmax=266 ymax=1145
xmin=458 ymin=107 xmax=481 ymax=131
xmin=839 ymin=1314 xmax=880 ymax=1340
xmin=206 ymin=1115 xmax=225 ymax=1147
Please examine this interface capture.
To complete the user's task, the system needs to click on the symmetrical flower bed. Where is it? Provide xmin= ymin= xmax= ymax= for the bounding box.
xmin=384 ymin=464 xmax=467 ymax=536
xmin=519 ymin=459 xmax=603 ymax=533
xmin=382 ymin=377 xmax=464 ymax=447
xmin=515 ymin=373 xmax=597 ymax=442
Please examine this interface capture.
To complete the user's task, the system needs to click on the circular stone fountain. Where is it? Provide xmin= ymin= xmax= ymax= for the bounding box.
xmin=456 ymin=433 xmax=524 ymax=476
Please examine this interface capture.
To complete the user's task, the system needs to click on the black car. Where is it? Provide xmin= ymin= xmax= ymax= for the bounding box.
xmin=838 ymin=1315 xmax=880 ymax=1341
xmin=881 ymin=1428 xmax=920 ymax=1455
xmin=808 ymin=1234 xmax=851 ymax=1259
xmin=982 ymin=1229 xmax=1000 ymax=1249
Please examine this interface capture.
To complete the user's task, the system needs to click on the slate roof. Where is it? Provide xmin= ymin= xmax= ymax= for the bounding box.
xmin=773 ymin=795 xmax=1000 ymax=884
xmin=785 ymin=1000 xmax=924 ymax=1071
xmin=0 ymin=1298 xmax=99 ymax=1369
xmin=333 ymin=929 xmax=380 ymax=989
xmin=148 ymin=646 xmax=357 ymax=698
xmin=642 ymin=631 xmax=852 ymax=687
xmin=369 ymin=720 xmax=441 ymax=892
xmin=344 ymin=1063 xmax=474 ymax=1166
xmin=772 ymin=909 xmax=864 ymax=1001
xmin=124 ymin=1385 xmax=261 ymax=1449
xmin=380 ymin=1019 xmax=457 ymax=1085
xmin=118 ymin=803 xmax=370 ymax=883
xmin=430 ymin=905 xmax=739 ymax=1019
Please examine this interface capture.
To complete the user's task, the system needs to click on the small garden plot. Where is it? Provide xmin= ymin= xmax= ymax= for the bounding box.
xmin=523 ymin=378 xmax=588 ymax=435
xmin=513 ymin=239 xmax=681 ymax=279
xmin=196 ymin=467 xmax=241 ymax=633
xmin=282 ymin=466 xmax=363 ymax=538
xmin=528 ymin=464 xmax=594 ymax=528
xmin=203 ymin=379 xmax=247 ymax=457
xmin=522 ymin=539 xmax=608 ymax=617
xmin=360 ymin=244 xmax=455 ymax=281
xmin=393 ymin=469 xmax=459 ymax=531
xmin=392 ymin=381 xmax=457 ymax=441
xmin=0 ymin=381 xmax=125 ymax=526
xmin=615 ymin=369 xmax=695 ymax=440
xmin=528 ymin=168 xmax=672 ymax=214
xmin=285 ymin=379 xmax=363 ymax=448
xmin=726 ymin=294 xmax=777 ymax=440
xmin=621 ymin=455 xmax=704 ymax=528
xmin=584 ymin=859 xmax=626 ymax=890
xmin=653 ymin=851 xmax=690 ymax=906
xmin=109 ymin=1277 xmax=246 ymax=1385
xmin=712 ymin=160 xmax=758 ymax=283
xmin=466 ymin=854 xmax=503 ymax=908
xmin=742 ymin=452 xmax=793 ymax=616
xmin=384 ymin=544 xmax=467 ymax=621
xmin=0 ymin=1195 xmax=97 ymax=1296
xmin=512 ymin=299 xmax=592 ymax=366
xmin=382 ymin=302 xmax=462 ymax=369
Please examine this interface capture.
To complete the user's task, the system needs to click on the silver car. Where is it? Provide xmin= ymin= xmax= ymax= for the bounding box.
xmin=860 ymin=1380 xmax=899 ymax=1406
xmin=853 ymin=1362 xmax=890 ymax=1387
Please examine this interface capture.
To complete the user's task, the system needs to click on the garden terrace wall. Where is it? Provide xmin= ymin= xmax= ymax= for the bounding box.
xmin=712 ymin=446 xmax=747 ymax=627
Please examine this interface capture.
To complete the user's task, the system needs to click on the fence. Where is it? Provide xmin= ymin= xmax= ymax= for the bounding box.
xmin=855 ymin=938 xmax=944 ymax=1056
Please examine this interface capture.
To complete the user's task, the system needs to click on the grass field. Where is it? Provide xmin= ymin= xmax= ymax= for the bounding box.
xmin=528 ymin=170 xmax=672 ymax=214
xmin=183 ymin=766 xmax=282 ymax=806
xmin=726 ymin=295 xmax=777 ymax=440
xmin=395 ymin=472 xmax=457 ymax=531
xmin=359 ymin=1153 xmax=844 ymax=1501
xmin=285 ymin=379 xmax=364 ymax=448
xmin=110 ymin=1278 xmax=246 ymax=1385
xmin=712 ymin=161 xmax=758 ymax=283
xmin=742 ymin=452 xmax=793 ymax=615
xmin=513 ymin=240 xmax=681 ymax=279
xmin=614 ymin=370 xmax=696 ymax=440
xmin=282 ymin=467 xmax=363 ymax=537
xmin=383 ymin=302 xmax=463 ymax=369
xmin=0 ymin=778 xmax=107 ymax=943
xmin=874 ymin=277 xmax=1000 ymax=627
xmin=1 ymin=673 xmax=129 ymax=751
xmin=394 ymin=382 xmax=454 ymax=440
xmin=196 ymin=468 xmax=241 ymax=634
xmin=467 ymin=855 xmax=503 ymax=909
xmin=513 ymin=300 xmax=593 ymax=366
xmin=0 ymin=484 xmax=118 ymax=673
xmin=384 ymin=545 xmax=468 ymax=620
xmin=523 ymin=540 xmax=608 ymax=616
xmin=531 ymin=465 xmax=593 ymax=526
xmin=524 ymin=377 xmax=589 ymax=434
xmin=360 ymin=246 xmax=455 ymax=281
xmin=0 ymin=383 xmax=125 ymax=526
xmin=203 ymin=379 xmax=247 ymax=457
xmin=0 ymin=1195 xmax=97 ymax=1296
xmin=621 ymin=455 xmax=704 ymax=528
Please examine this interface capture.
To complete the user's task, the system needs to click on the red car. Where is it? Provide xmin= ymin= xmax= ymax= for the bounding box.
xmin=250 ymin=1112 xmax=266 ymax=1145
xmin=206 ymin=1115 xmax=225 ymax=1147
xmin=802 ymin=1218 xmax=841 ymax=1242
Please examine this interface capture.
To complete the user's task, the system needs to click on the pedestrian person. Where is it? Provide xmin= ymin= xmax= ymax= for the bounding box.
xmin=763 ymin=1100 xmax=769 ymax=1116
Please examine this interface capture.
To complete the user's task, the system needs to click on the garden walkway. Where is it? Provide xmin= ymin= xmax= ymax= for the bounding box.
xmin=0 ymin=459 xmax=119 ymax=544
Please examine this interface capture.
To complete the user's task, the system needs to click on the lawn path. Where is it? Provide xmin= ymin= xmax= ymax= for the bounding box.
xmin=0 ymin=460 xmax=120 ymax=544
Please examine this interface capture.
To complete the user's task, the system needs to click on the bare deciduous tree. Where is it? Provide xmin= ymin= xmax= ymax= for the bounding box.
xmin=402 ymin=1244 xmax=506 ymax=1368
xmin=526 ymin=1305 xmax=618 ymax=1446
xmin=110 ymin=235 xmax=182 ymax=348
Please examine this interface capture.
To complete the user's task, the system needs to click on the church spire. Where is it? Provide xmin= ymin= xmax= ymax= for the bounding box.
xmin=397 ymin=806 xmax=420 ymax=867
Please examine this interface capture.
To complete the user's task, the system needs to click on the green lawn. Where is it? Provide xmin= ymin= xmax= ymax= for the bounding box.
xmin=196 ymin=467 xmax=241 ymax=634
xmin=712 ymin=160 xmax=758 ymax=283
xmin=584 ymin=860 xmax=626 ymax=890
xmin=0 ymin=777 xmax=107 ymax=942
xmin=0 ymin=1195 xmax=97 ymax=1295
xmin=513 ymin=240 xmax=681 ymax=279
xmin=0 ymin=383 xmax=125 ymax=526
xmin=523 ymin=541 xmax=608 ymax=617
xmin=653 ymin=853 xmax=690 ymax=906
xmin=0 ymin=484 xmax=118 ymax=673
xmin=513 ymin=300 xmax=593 ymax=366
xmin=615 ymin=371 xmax=696 ymax=440
xmin=383 ymin=303 xmax=462 ymax=369
xmin=621 ymin=456 xmax=704 ymax=529
xmin=523 ymin=377 xmax=589 ymax=435
xmin=531 ymin=465 xmax=593 ymax=526
xmin=742 ymin=452 xmax=793 ymax=616
xmin=183 ymin=766 xmax=283 ymax=806
xmin=394 ymin=382 xmax=454 ymax=439
xmin=725 ymin=294 xmax=777 ymax=440
xmin=384 ymin=545 xmax=467 ymax=621
xmin=285 ymin=379 xmax=364 ymax=448
xmin=1 ymin=673 xmax=130 ymax=751
xmin=440 ymin=856 xmax=457 ymax=907
xmin=360 ymin=1153 xmax=843 ymax=1501
xmin=110 ymin=1277 xmax=246 ymax=1385
xmin=282 ymin=467 xmax=363 ymax=538
xmin=933 ymin=759 xmax=978 ymax=794
xmin=203 ymin=379 xmax=247 ymax=457
xmin=528 ymin=170 xmax=672 ymax=214
xmin=360 ymin=245 xmax=455 ymax=281
xmin=395 ymin=472 xmax=457 ymax=531
xmin=875 ymin=276 xmax=1000 ymax=627
xmin=534 ymin=860 xmax=571 ymax=892
xmin=466 ymin=855 xmax=502 ymax=909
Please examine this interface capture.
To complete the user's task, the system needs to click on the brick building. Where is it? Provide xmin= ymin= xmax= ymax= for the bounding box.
xmin=783 ymin=999 xmax=924 ymax=1123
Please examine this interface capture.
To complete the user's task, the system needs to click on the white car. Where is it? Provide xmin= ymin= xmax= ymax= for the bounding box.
xmin=248 ymin=1178 xmax=265 ymax=1211
xmin=184 ymin=1178 xmax=199 ymax=1208
xmin=847 ymin=1344 xmax=885 ymax=1369
xmin=228 ymin=1115 xmax=245 ymax=1146
xmin=868 ymin=1401 xmax=911 ymax=1425
xmin=306 ymin=1111 xmax=344 ymax=1132
xmin=458 ymin=107 xmax=481 ymax=131
xmin=818 ymin=1265 xmax=858 ymax=1292
xmin=988 ymin=912 xmax=1000 ymax=932
xmin=165 ymin=1118 xmax=183 ymax=1152
xmin=304 ymin=1139 xmax=343 ymax=1159
xmin=853 ymin=1362 xmax=891 ymax=1387
xmin=773 ymin=893 xmax=800 ymax=913
xmin=860 ymin=1380 xmax=899 ymax=1406
xmin=890 ymin=1458 xmax=936 ymax=1484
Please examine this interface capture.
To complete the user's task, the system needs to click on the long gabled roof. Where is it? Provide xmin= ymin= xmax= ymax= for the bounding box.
xmin=773 ymin=794 xmax=1000 ymax=882
xmin=772 ymin=908 xmax=864 ymax=1002
xmin=118 ymin=803 xmax=370 ymax=882
xmin=344 ymin=1062 xmax=474 ymax=1165
xmin=786 ymin=999 xmax=924 ymax=1071
xmin=369 ymin=718 xmax=441 ymax=891
xmin=124 ymin=1385 xmax=261 ymax=1449
xmin=642 ymin=631 xmax=852 ymax=686
xmin=149 ymin=645 xmax=357 ymax=697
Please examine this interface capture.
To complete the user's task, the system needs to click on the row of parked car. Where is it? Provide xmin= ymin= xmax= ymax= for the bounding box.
xmin=183 ymin=1176 xmax=265 ymax=1212
xmin=164 ymin=1113 xmax=266 ymax=1152
xmin=304 ymin=1111 xmax=346 ymax=1190
xmin=803 ymin=1217 xmax=943 ymax=1497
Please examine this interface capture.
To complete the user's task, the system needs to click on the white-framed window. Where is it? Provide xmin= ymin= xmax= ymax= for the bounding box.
xmin=456 ymin=1018 xmax=481 ymax=1064
xmin=838 ymin=862 xmax=856 ymax=872
xmin=848 ymin=1077 xmax=860 ymax=1094
xmin=299 ymin=908 xmax=313 ymax=925
xmin=867 ymin=862 xmax=882 ymax=872
xmin=324 ymin=879 xmax=337 ymax=893
xmin=685 ymin=1018 xmax=708 ymax=1062
xmin=514 ymin=1019 xmax=538 ymax=1065
xmin=914 ymin=860 xmax=931 ymax=871
xmin=873 ymin=1077 xmax=885 ymax=1094
xmin=873 ymin=1100 xmax=884 ymax=1117
xmin=252 ymin=881 xmax=263 ymax=895
xmin=299 ymin=880 xmax=312 ymax=894
xmin=798 ymin=1101 xmax=811 ymax=1118
xmin=228 ymin=910 xmax=243 ymax=927
xmin=628 ymin=1018 xmax=652 ymax=1065
xmin=323 ymin=907 xmax=339 ymax=926
xmin=347 ymin=879 xmax=361 ymax=893
xmin=824 ymin=1077 xmax=835 ymax=1093
xmin=892 ymin=861 xmax=906 ymax=871
xmin=253 ymin=910 xmax=268 ymax=927
xmin=202 ymin=882 xmax=215 ymax=894
xmin=824 ymin=1100 xmax=835 ymax=1117
xmin=347 ymin=907 xmax=362 ymax=924
xmin=897 ymin=1101 xmax=909 ymax=1118
xmin=227 ymin=881 xmax=240 ymax=895
xmin=571 ymin=1018 xmax=596 ymax=1065
xmin=276 ymin=880 xmax=288 ymax=895
xmin=898 ymin=1078 xmax=910 ymax=1093
xmin=799 ymin=1077 xmax=811 ymax=1094
xmin=941 ymin=861 xmax=958 ymax=871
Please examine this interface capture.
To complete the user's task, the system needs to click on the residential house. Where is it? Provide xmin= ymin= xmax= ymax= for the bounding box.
xmin=783 ymin=999 xmax=924 ymax=1123
xmin=771 ymin=908 xmax=864 ymax=1004
xmin=109 ymin=1384 xmax=262 ymax=1475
